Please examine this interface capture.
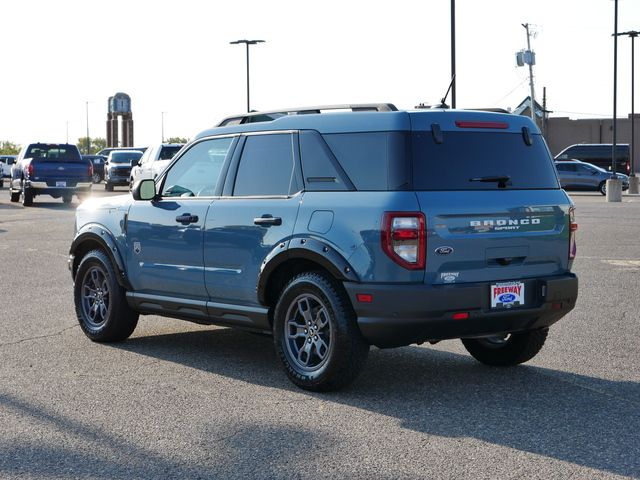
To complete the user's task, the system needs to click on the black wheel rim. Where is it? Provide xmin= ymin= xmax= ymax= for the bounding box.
xmin=284 ymin=293 xmax=334 ymax=372
xmin=81 ymin=266 xmax=111 ymax=331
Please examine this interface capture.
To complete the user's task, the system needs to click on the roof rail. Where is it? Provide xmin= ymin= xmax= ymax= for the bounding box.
xmin=216 ymin=103 xmax=398 ymax=127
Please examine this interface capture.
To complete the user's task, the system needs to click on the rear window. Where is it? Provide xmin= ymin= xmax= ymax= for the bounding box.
xmin=412 ymin=131 xmax=559 ymax=190
xmin=159 ymin=145 xmax=183 ymax=160
xmin=26 ymin=145 xmax=81 ymax=161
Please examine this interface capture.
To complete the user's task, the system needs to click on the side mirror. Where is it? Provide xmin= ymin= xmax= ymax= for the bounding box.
xmin=131 ymin=178 xmax=157 ymax=201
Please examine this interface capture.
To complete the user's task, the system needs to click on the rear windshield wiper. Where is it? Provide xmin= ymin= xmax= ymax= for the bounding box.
xmin=469 ymin=175 xmax=511 ymax=188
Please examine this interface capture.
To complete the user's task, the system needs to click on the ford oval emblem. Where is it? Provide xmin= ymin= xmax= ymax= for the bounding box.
xmin=498 ymin=293 xmax=516 ymax=303
xmin=435 ymin=246 xmax=454 ymax=255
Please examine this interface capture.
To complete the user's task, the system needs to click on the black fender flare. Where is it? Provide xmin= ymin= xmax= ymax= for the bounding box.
xmin=69 ymin=223 xmax=131 ymax=289
xmin=257 ymin=237 xmax=359 ymax=306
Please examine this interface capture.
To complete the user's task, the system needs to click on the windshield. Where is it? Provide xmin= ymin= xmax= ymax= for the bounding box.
xmin=110 ymin=151 xmax=142 ymax=164
xmin=412 ymin=131 xmax=560 ymax=190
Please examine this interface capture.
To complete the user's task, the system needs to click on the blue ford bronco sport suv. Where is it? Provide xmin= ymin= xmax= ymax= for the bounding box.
xmin=69 ymin=103 xmax=578 ymax=391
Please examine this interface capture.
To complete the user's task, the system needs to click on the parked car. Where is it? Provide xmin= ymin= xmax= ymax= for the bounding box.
xmin=104 ymin=150 xmax=143 ymax=191
xmin=83 ymin=155 xmax=107 ymax=183
xmin=97 ymin=146 xmax=146 ymax=157
xmin=9 ymin=143 xmax=92 ymax=206
xmin=129 ymin=143 xmax=185 ymax=186
xmin=1 ymin=155 xmax=16 ymax=177
xmin=555 ymin=160 xmax=629 ymax=195
xmin=554 ymin=143 xmax=630 ymax=174
xmin=69 ymin=104 xmax=578 ymax=391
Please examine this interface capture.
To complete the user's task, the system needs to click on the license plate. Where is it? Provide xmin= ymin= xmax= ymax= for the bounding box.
xmin=56 ymin=181 xmax=66 ymax=187
xmin=490 ymin=281 xmax=525 ymax=308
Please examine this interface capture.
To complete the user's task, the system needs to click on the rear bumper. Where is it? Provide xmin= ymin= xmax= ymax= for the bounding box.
xmin=27 ymin=181 xmax=92 ymax=195
xmin=344 ymin=274 xmax=578 ymax=348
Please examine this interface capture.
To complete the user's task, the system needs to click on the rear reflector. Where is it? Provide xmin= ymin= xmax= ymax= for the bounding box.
xmin=356 ymin=294 xmax=373 ymax=303
xmin=452 ymin=312 xmax=469 ymax=320
xmin=455 ymin=121 xmax=509 ymax=129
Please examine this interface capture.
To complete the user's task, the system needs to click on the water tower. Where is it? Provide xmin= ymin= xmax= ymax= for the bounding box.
xmin=106 ymin=92 xmax=134 ymax=147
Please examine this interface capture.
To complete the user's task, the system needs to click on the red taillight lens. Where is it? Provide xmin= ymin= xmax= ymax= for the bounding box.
xmin=88 ymin=163 xmax=94 ymax=177
xmin=27 ymin=164 xmax=34 ymax=177
xmin=381 ymin=212 xmax=426 ymax=270
xmin=569 ymin=206 xmax=577 ymax=260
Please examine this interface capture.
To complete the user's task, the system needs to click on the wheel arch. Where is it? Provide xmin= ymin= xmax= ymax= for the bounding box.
xmin=257 ymin=238 xmax=359 ymax=309
xmin=70 ymin=225 xmax=131 ymax=289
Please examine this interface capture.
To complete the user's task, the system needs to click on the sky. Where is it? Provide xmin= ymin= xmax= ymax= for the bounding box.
xmin=1 ymin=0 xmax=639 ymax=148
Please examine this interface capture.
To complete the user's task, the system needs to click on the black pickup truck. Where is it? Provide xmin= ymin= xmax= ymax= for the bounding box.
xmin=9 ymin=143 xmax=93 ymax=206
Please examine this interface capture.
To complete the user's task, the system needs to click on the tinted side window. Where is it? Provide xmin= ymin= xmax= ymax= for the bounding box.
xmin=299 ymin=130 xmax=350 ymax=191
xmin=162 ymin=137 xmax=233 ymax=197
xmin=233 ymin=134 xmax=295 ymax=196
xmin=322 ymin=132 xmax=410 ymax=191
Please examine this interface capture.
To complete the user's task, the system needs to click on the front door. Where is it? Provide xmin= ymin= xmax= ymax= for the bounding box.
xmin=126 ymin=136 xmax=236 ymax=300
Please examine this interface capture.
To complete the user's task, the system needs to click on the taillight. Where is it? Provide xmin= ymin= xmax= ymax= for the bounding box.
xmin=27 ymin=164 xmax=34 ymax=177
xmin=88 ymin=162 xmax=94 ymax=177
xmin=381 ymin=212 xmax=426 ymax=270
xmin=455 ymin=120 xmax=509 ymax=129
xmin=569 ymin=206 xmax=577 ymax=260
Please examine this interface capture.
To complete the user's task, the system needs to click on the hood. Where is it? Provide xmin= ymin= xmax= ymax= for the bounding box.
xmin=77 ymin=194 xmax=132 ymax=212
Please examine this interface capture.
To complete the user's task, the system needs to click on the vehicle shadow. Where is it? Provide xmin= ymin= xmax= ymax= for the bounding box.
xmin=107 ymin=327 xmax=640 ymax=478
xmin=0 ymin=391 xmax=337 ymax=479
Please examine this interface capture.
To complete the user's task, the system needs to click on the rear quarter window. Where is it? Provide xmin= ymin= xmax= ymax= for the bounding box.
xmin=412 ymin=131 xmax=559 ymax=190
xmin=322 ymin=132 xmax=410 ymax=191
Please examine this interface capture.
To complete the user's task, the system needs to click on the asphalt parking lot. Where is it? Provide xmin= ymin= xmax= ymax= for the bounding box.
xmin=0 ymin=186 xmax=638 ymax=479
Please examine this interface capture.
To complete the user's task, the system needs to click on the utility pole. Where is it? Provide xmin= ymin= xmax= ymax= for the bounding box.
xmin=522 ymin=24 xmax=536 ymax=123
xmin=607 ymin=0 xmax=623 ymax=201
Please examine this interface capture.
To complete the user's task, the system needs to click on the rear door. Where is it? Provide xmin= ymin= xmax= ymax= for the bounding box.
xmin=204 ymin=132 xmax=302 ymax=306
xmin=411 ymin=122 xmax=572 ymax=288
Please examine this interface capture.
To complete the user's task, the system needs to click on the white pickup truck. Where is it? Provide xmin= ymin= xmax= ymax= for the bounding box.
xmin=129 ymin=143 xmax=184 ymax=186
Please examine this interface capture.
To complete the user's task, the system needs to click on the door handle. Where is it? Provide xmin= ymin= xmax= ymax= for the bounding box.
xmin=253 ymin=215 xmax=282 ymax=226
xmin=175 ymin=213 xmax=199 ymax=225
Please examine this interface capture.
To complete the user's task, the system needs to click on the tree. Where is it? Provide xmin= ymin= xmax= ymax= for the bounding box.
xmin=165 ymin=136 xmax=189 ymax=144
xmin=77 ymin=137 xmax=107 ymax=154
xmin=0 ymin=141 xmax=21 ymax=155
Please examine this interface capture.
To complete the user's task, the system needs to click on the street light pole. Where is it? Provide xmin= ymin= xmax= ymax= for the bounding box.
xmin=161 ymin=111 xmax=167 ymax=143
xmin=615 ymin=30 xmax=640 ymax=193
xmin=230 ymin=39 xmax=265 ymax=112
xmin=86 ymin=101 xmax=90 ymax=154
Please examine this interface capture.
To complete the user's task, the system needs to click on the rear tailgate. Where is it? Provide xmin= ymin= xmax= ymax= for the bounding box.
xmin=30 ymin=158 xmax=91 ymax=187
xmin=416 ymin=190 xmax=572 ymax=286
xmin=410 ymin=112 xmax=573 ymax=287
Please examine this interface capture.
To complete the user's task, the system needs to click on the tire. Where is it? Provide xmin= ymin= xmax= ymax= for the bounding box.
xmin=599 ymin=181 xmax=607 ymax=196
xmin=74 ymin=249 xmax=138 ymax=342
xmin=461 ymin=328 xmax=549 ymax=366
xmin=21 ymin=184 xmax=33 ymax=206
xmin=105 ymin=182 xmax=114 ymax=192
xmin=273 ymin=272 xmax=369 ymax=391
xmin=62 ymin=194 xmax=73 ymax=204
xmin=91 ymin=172 xmax=101 ymax=183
